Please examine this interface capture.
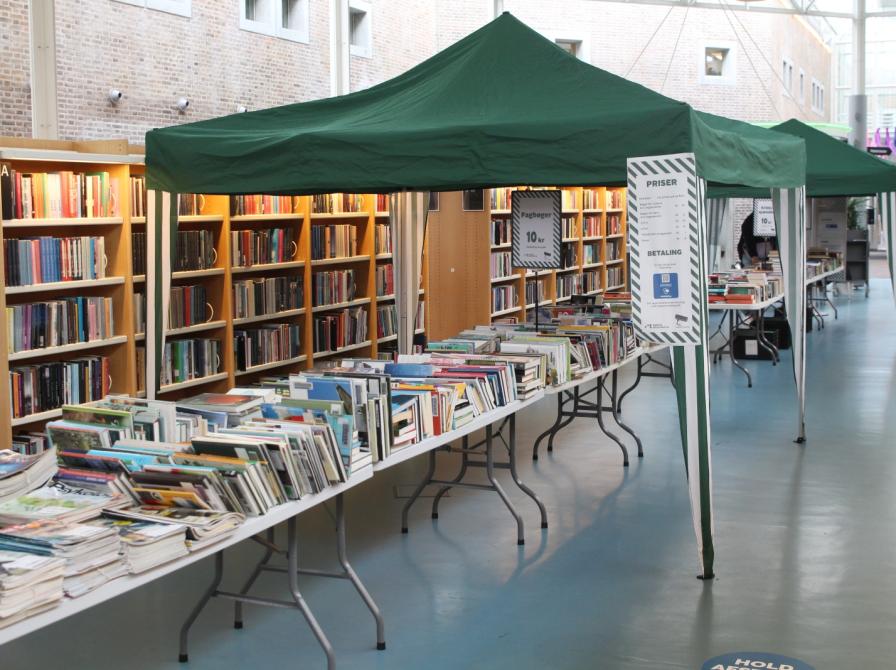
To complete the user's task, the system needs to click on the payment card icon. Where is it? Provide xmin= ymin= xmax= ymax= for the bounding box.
xmin=653 ymin=272 xmax=678 ymax=299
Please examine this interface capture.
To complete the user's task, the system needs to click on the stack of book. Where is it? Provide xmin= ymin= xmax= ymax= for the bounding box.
xmin=9 ymin=356 xmax=111 ymax=419
xmin=582 ymin=215 xmax=600 ymax=236
xmin=160 ymin=339 xmax=220 ymax=386
xmin=377 ymin=304 xmax=397 ymax=339
xmin=232 ymin=275 xmax=303 ymax=320
xmin=4 ymin=236 xmax=107 ymax=287
xmin=230 ymin=195 xmax=294 ymax=216
xmin=168 ymin=284 xmax=209 ymax=330
xmin=490 ymin=188 xmax=513 ymax=210
xmin=607 ymin=213 xmax=622 ymax=234
xmin=178 ymin=194 xmax=204 ymax=217
xmin=562 ymin=216 xmax=577 ymax=239
xmin=231 ymin=227 xmax=297 ymax=267
xmin=177 ymin=392 xmax=265 ymax=429
xmin=557 ymin=274 xmax=582 ymax=299
xmin=374 ymin=194 xmax=389 ymax=214
xmin=129 ymin=176 xmax=146 ymax=219
xmin=174 ymin=230 xmax=216 ymax=272
xmin=375 ymin=224 xmax=392 ymax=254
xmin=6 ymin=296 xmax=115 ymax=354
xmin=490 ymin=251 xmax=512 ymax=279
xmin=1 ymin=169 xmax=119 ymax=219
xmin=491 ymin=219 xmax=511 ymax=245
xmin=132 ymin=231 xmax=146 ymax=274
xmin=104 ymin=507 xmax=241 ymax=553
xmin=582 ymin=189 xmax=600 ymax=210
xmin=313 ymin=307 xmax=368 ymax=353
xmin=376 ymin=264 xmax=393 ymax=297
xmin=607 ymin=266 xmax=624 ymax=287
xmin=583 ymin=243 xmax=600 ymax=265
xmin=311 ymin=193 xmax=364 ymax=214
xmin=233 ymin=323 xmax=302 ymax=371
xmin=312 ymin=269 xmax=356 ymax=306
xmin=311 ymin=224 xmax=359 ymax=260
xmin=491 ymin=285 xmax=518 ymax=313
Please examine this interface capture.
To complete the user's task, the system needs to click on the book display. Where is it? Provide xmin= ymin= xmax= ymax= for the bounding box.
xmin=0 ymin=146 xmax=428 ymax=446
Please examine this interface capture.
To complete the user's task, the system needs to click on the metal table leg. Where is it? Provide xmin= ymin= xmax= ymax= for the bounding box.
xmin=596 ymin=377 xmax=629 ymax=466
xmin=728 ymin=309 xmax=753 ymax=387
xmin=484 ymin=423 xmax=525 ymax=545
xmin=506 ymin=413 xmax=548 ymax=529
xmin=532 ymin=393 xmax=564 ymax=461
xmin=401 ymin=448 xmax=437 ymax=533
xmin=179 ymin=551 xmax=224 ymax=663
xmin=234 ymin=528 xmax=276 ymax=629
xmin=431 ymin=438 xmax=469 ymax=519
xmin=610 ymin=369 xmax=643 ymax=458
xmin=755 ymin=307 xmax=779 ymax=364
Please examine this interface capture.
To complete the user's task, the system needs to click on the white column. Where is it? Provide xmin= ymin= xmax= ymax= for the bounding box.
xmin=330 ymin=0 xmax=350 ymax=96
xmin=29 ymin=0 xmax=59 ymax=139
xmin=848 ymin=0 xmax=867 ymax=150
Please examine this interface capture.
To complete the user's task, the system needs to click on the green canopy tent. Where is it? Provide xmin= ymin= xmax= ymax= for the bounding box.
xmin=707 ymin=119 xmax=896 ymax=443
xmin=145 ymin=12 xmax=807 ymax=579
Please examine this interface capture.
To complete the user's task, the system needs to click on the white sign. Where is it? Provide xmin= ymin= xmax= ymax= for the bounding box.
xmin=753 ymin=199 xmax=776 ymax=236
xmin=511 ymin=190 xmax=562 ymax=269
xmin=627 ymin=153 xmax=702 ymax=344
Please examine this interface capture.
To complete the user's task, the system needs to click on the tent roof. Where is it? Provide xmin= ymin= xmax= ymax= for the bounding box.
xmin=145 ymin=13 xmax=804 ymax=195
xmin=710 ymin=119 xmax=896 ymax=199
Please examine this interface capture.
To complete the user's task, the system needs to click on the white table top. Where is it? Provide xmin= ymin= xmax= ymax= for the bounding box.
xmin=0 ymin=340 xmax=673 ymax=644
xmin=806 ymin=266 xmax=843 ymax=286
xmin=708 ymin=293 xmax=784 ymax=312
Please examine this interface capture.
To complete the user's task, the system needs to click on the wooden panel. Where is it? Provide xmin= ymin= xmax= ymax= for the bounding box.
xmin=426 ymin=191 xmax=490 ymax=340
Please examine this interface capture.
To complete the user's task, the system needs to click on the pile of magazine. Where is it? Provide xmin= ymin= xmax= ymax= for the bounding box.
xmin=0 ymin=448 xmax=58 ymax=504
xmin=0 ymin=549 xmax=65 ymax=628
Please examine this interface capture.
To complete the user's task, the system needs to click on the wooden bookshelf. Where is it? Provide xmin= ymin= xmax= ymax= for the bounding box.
xmin=0 ymin=144 xmax=428 ymax=440
xmin=425 ymin=186 xmax=627 ymax=339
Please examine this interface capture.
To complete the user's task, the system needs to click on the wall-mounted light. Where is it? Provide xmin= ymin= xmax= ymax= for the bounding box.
xmin=176 ymin=97 xmax=190 ymax=113
xmin=236 ymin=105 xmax=248 ymax=113
xmin=108 ymin=89 xmax=123 ymax=105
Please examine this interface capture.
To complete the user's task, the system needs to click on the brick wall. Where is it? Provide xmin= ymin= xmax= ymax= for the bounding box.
xmin=0 ymin=0 xmax=33 ymax=137
xmin=0 ymin=0 xmax=832 ymax=143
xmin=51 ymin=0 xmax=332 ymax=143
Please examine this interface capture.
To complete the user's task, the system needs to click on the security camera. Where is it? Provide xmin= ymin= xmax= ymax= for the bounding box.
xmin=176 ymin=97 xmax=190 ymax=112
xmin=236 ymin=105 xmax=248 ymax=113
xmin=108 ymin=89 xmax=123 ymax=104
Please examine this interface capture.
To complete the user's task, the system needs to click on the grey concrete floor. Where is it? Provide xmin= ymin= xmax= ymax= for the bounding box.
xmin=3 ymin=279 xmax=894 ymax=670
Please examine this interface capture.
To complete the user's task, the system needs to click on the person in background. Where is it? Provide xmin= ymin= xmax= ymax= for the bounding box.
xmin=737 ymin=213 xmax=777 ymax=267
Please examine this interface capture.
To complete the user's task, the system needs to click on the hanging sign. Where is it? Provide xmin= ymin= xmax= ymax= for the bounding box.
xmin=511 ymin=190 xmax=562 ymax=269
xmin=753 ymin=199 xmax=777 ymax=236
xmin=701 ymin=651 xmax=815 ymax=670
xmin=627 ymin=152 xmax=702 ymax=345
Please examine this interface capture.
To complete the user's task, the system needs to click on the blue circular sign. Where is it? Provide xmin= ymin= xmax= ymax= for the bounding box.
xmin=701 ymin=652 xmax=815 ymax=670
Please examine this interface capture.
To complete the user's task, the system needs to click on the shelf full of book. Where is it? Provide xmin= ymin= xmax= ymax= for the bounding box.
xmin=425 ymin=187 xmax=627 ymax=340
xmin=0 ymin=144 xmax=429 ymax=444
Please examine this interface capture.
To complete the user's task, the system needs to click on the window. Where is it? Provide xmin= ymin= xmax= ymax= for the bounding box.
xmin=240 ymin=0 xmax=309 ymax=43
xmin=782 ymin=58 xmax=794 ymax=95
xmin=349 ymin=0 xmax=372 ymax=58
xmin=700 ymin=42 xmax=736 ymax=84
xmin=705 ymin=47 xmax=729 ymax=77
xmin=113 ymin=0 xmax=191 ymax=17
xmin=556 ymin=39 xmax=582 ymax=58
xmin=799 ymin=69 xmax=805 ymax=104
xmin=811 ymin=79 xmax=825 ymax=114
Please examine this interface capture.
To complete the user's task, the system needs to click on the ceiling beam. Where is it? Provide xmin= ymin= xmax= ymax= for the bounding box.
xmin=583 ymin=0 xmax=856 ymax=20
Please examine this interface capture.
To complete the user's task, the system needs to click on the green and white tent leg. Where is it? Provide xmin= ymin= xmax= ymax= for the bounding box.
xmin=389 ymin=192 xmax=429 ymax=354
xmin=705 ymin=197 xmax=729 ymax=273
xmin=672 ymin=343 xmax=714 ymax=579
xmin=146 ymin=190 xmax=178 ymax=399
xmin=880 ymin=192 xmax=896 ymax=302
xmin=771 ymin=187 xmax=807 ymax=443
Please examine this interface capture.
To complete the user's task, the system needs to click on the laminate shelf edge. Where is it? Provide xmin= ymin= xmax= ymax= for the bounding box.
xmin=310 ymin=297 xmax=372 ymax=313
xmin=232 ymin=309 xmax=306 ymax=326
xmin=7 ymin=335 xmax=129 ymax=361
xmin=3 ymin=217 xmax=123 ymax=228
xmin=235 ymin=356 xmax=308 ymax=376
xmin=157 ymin=372 xmax=229 ymax=394
xmin=5 ymin=277 xmax=125 ymax=295
xmin=311 ymin=340 xmax=373 ymax=359
xmin=11 ymin=408 xmax=63 ymax=427
xmin=231 ymin=261 xmax=305 ymax=275
xmin=166 ymin=320 xmax=227 ymax=337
